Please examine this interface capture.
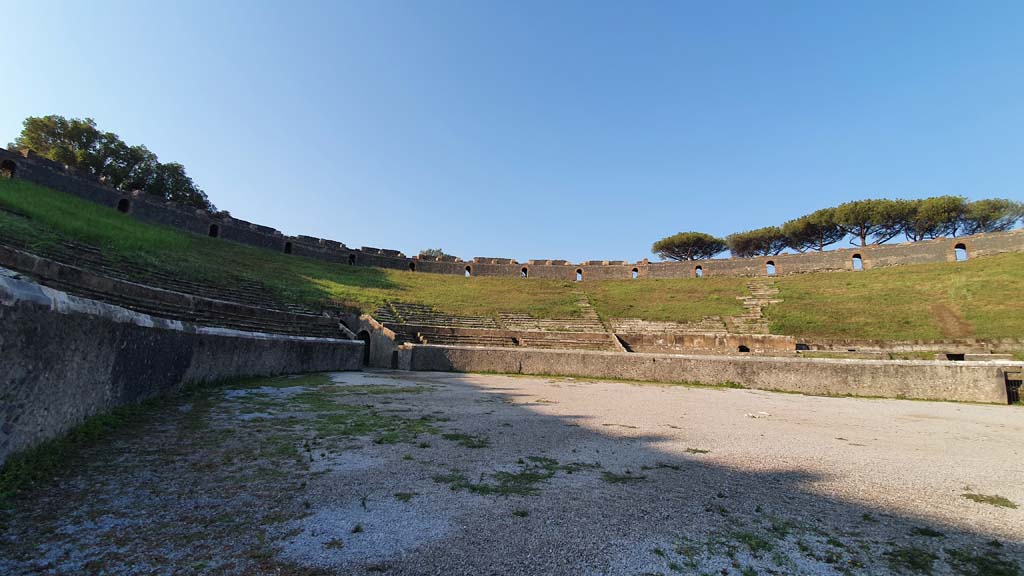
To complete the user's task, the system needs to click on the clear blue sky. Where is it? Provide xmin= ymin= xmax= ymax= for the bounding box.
xmin=3 ymin=1 xmax=1022 ymax=262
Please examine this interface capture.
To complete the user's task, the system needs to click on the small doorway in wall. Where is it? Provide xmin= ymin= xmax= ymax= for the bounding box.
xmin=348 ymin=253 xmax=357 ymax=265
xmin=954 ymin=243 xmax=968 ymax=262
xmin=852 ymin=254 xmax=863 ymax=271
xmin=738 ymin=345 xmax=750 ymax=353
xmin=409 ymin=262 xmax=416 ymax=272
xmin=575 ymin=269 xmax=583 ymax=282
xmin=284 ymin=242 xmax=293 ymax=254
xmin=356 ymin=330 xmax=371 ymax=365
xmin=117 ymin=198 xmax=131 ymax=213
xmin=465 ymin=265 xmax=472 ymax=277
xmin=766 ymin=261 xmax=776 ymax=276
xmin=695 ymin=265 xmax=703 ymax=278
xmin=208 ymin=223 xmax=220 ymax=238
xmin=521 ymin=267 xmax=528 ymax=278
xmin=0 ymin=159 xmax=16 ymax=178
xmin=631 ymin=268 xmax=639 ymax=279
xmin=1006 ymin=373 xmax=1022 ymax=405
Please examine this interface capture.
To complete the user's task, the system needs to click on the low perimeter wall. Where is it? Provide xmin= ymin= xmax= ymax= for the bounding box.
xmin=0 ymin=269 xmax=364 ymax=465
xmin=405 ymin=345 xmax=1020 ymax=404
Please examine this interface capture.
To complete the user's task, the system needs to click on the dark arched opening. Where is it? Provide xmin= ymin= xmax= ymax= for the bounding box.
xmin=409 ymin=262 xmax=416 ymax=272
xmin=356 ymin=330 xmax=371 ymax=365
xmin=766 ymin=261 xmax=776 ymax=276
xmin=284 ymin=242 xmax=293 ymax=254
xmin=575 ymin=269 xmax=583 ymax=282
xmin=465 ymin=265 xmax=472 ymax=277
xmin=695 ymin=265 xmax=703 ymax=278
xmin=0 ymin=159 xmax=16 ymax=179
xmin=116 ymin=198 xmax=131 ymax=213
xmin=738 ymin=345 xmax=750 ymax=353
xmin=631 ymin=268 xmax=639 ymax=280
xmin=208 ymin=223 xmax=220 ymax=238
xmin=348 ymin=253 xmax=357 ymax=265
xmin=852 ymin=254 xmax=863 ymax=271
xmin=521 ymin=267 xmax=528 ymax=278
xmin=954 ymin=243 xmax=968 ymax=262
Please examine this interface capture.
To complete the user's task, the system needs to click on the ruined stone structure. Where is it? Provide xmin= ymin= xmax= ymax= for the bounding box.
xmin=3 ymin=146 xmax=1023 ymax=279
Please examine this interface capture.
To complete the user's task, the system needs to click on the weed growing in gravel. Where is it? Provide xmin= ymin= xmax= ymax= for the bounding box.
xmin=960 ymin=492 xmax=1017 ymax=509
xmin=441 ymin=433 xmax=491 ymax=449
xmin=641 ymin=462 xmax=683 ymax=471
xmin=600 ymin=470 xmax=646 ymax=484
xmin=324 ymin=538 xmax=345 ymax=550
xmin=433 ymin=457 xmax=601 ymax=496
xmin=733 ymin=531 xmax=773 ymax=554
xmin=351 ymin=523 xmax=364 ymax=534
xmin=685 ymin=448 xmax=711 ymax=454
xmin=394 ymin=492 xmax=417 ymax=502
xmin=512 ymin=510 xmax=529 ymax=517
xmin=885 ymin=546 xmax=937 ymax=573
xmin=946 ymin=547 xmax=1020 ymax=576
xmin=911 ymin=527 xmax=945 ymax=538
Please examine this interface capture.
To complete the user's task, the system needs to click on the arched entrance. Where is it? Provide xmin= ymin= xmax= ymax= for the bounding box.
xmin=0 ymin=159 xmax=16 ymax=179
xmin=356 ymin=330 xmax=371 ymax=365
xmin=208 ymin=223 xmax=220 ymax=238
xmin=117 ymin=198 xmax=131 ymax=213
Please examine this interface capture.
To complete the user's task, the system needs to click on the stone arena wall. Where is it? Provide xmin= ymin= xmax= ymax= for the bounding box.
xmin=0 ymin=270 xmax=364 ymax=465
xmin=2 ymin=147 xmax=1023 ymax=279
xmin=404 ymin=345 xmax=1021 ymax=404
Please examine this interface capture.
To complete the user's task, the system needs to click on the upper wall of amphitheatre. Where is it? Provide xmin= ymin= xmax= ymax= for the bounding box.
xmin=2 ymin=146 xmax=1023 ymax=280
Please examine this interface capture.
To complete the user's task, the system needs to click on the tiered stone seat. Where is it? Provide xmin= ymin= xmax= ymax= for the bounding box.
xmin=611 ymin=317 xmax=729 ymax=335
xmin=515 ymin=335 xmax=618 ymax=351
xmin=499 ymin=313 xmax=606 ymax=333
xmin=379 ymin=302 xmax=500 ymax=329
xmin=0 ymin=243 xmax=343 ymax=339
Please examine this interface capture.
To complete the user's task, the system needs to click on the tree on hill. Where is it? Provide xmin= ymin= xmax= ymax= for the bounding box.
xmin=960 ymin=199 xmax=1024 ymax=235
xmin=652 ymin=232 xmax=727 ymax=261
xmin=418 ymin=248 xmax=454 ymax=259
xmin=782 ymin=208 xmax=845 ymax=252
xmin=9 ymin=115 xmax=214 ymax=210
xmin=726 ymin=226 xmax=789 ymax=258
xmin=902 ymin=196 xmax=967 ymax=241
xmin=834 ymin=199 xmax=913 ymax=246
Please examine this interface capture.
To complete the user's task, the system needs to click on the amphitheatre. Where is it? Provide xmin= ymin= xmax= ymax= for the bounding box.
xmin=0 ymin=145 xmax=1022 ymax=575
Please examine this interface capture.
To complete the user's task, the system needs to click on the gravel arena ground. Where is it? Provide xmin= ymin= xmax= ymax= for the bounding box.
xmin=1 ymin=370 xmax=1022 ymax=575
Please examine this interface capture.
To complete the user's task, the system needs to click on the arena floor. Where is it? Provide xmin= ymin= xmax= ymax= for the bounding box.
xmin=2 ymin=370 xmax=1021 ymax=575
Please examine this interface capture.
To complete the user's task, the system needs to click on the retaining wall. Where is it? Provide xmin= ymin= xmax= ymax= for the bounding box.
xmin=404 ymin=345 xmax=1020 ymax=404
xmin=0 ymin=269 xmax=364 ymax=465
xmin=3 ymin=147 xmax=1023 ymax=280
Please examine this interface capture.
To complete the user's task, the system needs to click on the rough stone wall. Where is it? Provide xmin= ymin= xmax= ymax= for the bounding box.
xmin=3 ymin=146 xmax=1023 ymax=280
xmin=0 ymin=271 xmax=363 ymax=465
xmin=405 ymin=345 xmax=1019 ymax=404
xmin=619 ymin=333 xmax=795 ymax=354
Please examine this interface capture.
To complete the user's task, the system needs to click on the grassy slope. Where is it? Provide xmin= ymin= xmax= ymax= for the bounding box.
xmin=766 ymin=252 xmax=1024 ymax=340
xmin=1 ymin=177 xmax=1021 ymax=339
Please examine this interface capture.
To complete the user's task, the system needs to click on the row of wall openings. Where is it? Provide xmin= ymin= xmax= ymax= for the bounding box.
xmin=0 ymin=159 xmax=16 ymax=178
xmin=117 ymin=198 xmax=131 ymax=213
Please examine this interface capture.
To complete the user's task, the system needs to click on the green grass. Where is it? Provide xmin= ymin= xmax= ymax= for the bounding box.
xmin=3 ymin=177 xmax=1023 ymax=339
xmin=961 ymin=492 xmax=1017 ymax=509
xmin=768 ymin=253 xmax=1024 ymax=340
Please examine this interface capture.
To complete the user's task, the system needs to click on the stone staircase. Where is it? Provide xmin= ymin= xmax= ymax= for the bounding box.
xmin=726 ymin=279 xmax=782 ymax=335
xmin=373 ymin=302 xmax=500 ymax=329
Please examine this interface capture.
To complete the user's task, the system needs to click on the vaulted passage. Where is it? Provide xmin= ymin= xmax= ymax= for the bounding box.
xmin=465 ymin=266 xmax=472 ymax=277
xmin=631 ymin=268 xmax=639 ymax=279
xmin=695 ymin=265 xmax=703 ymax=278
xmin=766 ymin=261 xmax=776 ymax=276
xmin=348 ymin=254 xmax=357 ymax=265
xmin=955 ymin=243 xmax=968 ymax=262
xmin=521 ymin=267 xmax=528 ymax=278
xmin=0 ymin=159 xmax=16 ymax=178
xmin=284 ymin=242 xmax=293 ymax=254
xmin=208 ymin=224 xmax=220 ymax=238
xmin=409 ymin=262 xmax=416 ymax=272
xmin=356 ymin=330 xmax=371 ymax=365
xmin=117 ymin=198 xmax=131 ymax=213
xmin=575 ymin=269 xmax=583 ymax=282
xmin=852 ymin=254 xmax=863 ymax=271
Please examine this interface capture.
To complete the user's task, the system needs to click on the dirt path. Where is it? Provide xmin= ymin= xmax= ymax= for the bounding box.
xmin=930 ymin=303 xmax=974 ymax=338
xmin=2 ymin=371 xmax=1021 ymax=575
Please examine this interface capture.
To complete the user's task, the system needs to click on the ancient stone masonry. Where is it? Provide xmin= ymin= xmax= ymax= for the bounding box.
xmin=2 ymin=146 xmax=1024 ymax=280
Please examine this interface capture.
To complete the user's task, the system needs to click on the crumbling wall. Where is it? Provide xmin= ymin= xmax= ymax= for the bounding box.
xmin=2 ymin=146 xmax=1022 ymax=280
